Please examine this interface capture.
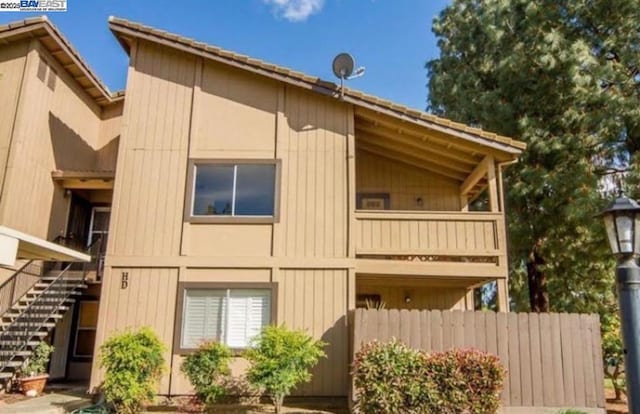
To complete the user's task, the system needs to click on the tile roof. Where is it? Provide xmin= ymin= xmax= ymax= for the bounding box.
xmin=108 ymin=16 xmax=526 ymax=153
xmin=0 ymin=16 xmax=121 ymax=106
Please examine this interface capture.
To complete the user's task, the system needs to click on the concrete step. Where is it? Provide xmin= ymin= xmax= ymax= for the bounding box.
xmin=0 ymin=372 xmax=13 ymax=379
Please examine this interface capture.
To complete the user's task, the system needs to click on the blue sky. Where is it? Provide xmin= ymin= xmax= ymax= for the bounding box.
xmin=0 ymin=0 xmax=450 ymax=110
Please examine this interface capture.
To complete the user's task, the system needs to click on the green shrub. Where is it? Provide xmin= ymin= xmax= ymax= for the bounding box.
xmin=430 ymin=349 xmax=506 ymax=413
xmin=352 ymin=340 xmax=506 ymax=414
xmin=422 ymin=349 xmax=467 ymax=413
xmin=99 ymin=327 xmax=165 ymax=414
xmin=181 ymin=341 xmax=232 ymax=406
xmin=352 ymin=339 xmax=435 ymax=414
xmin=602 ymin=311 xmax=626 ymax=400
xmin=245 ymin=325 xmax=326 ymax=413
xmin=23 ymin=341 xmax=54 ymax=377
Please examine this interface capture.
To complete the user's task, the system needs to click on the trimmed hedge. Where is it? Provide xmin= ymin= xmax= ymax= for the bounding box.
xmin=99 ymin=327 xmax=165 ymax=414
xmin=246 ymin=325 xmax=326 ymax=414
xmin=352 ymin=339 xmax=506 ymax=414
xmin=181 ymin=341 xmax=232 ymax=406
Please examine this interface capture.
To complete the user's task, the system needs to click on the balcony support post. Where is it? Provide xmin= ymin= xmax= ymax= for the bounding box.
xmin=465 ymin=289 xmax=475 ymax=310
xmin=460 ymin=194 xmax=469 ymax=212
xmin=486 ymin=156 xmax=499 ymax=212
xmin=497 ymin=278 xmax=509 ymax=312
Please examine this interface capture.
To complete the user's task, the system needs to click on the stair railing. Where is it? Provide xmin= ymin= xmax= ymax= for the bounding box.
xmin=0 ymin=260 xmax=41 ymax=317
xmin=0 ymin=262 xmax=77 ymax=373
xmin=0 ymin=234 xmax=75 ymax=318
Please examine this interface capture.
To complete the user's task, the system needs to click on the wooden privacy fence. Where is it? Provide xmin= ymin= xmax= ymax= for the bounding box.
xmin=352 ymin=309 xmax=605 ymax=410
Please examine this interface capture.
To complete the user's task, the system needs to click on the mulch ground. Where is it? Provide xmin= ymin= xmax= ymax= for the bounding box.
xmin=148 ymin=406 xmax=347 ymax=413
xmin=0 ymin=386 xmax=626 ymax=413
xmin=606 ymin=388 xmax=628 ymax=414
xmin=148 ymin=396 xmax=349 ymax=413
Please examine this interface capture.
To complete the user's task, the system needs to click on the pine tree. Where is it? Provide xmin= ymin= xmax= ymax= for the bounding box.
xmin=426 ymin=0 xmax=640 ymax=313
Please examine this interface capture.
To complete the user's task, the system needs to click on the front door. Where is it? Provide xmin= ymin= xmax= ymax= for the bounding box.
xmin=88 ymin=207 xmax=110 ymax=281
xmin=66 ymin=195 xmax=92 ymax=250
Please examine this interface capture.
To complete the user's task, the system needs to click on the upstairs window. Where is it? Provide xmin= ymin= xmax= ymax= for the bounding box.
xmin=186 ymin=160 xmax=279 ymax=223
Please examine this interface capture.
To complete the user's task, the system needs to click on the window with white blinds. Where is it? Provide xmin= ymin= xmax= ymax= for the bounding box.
xmin=181 ymin=288 xmax=271 ymax=349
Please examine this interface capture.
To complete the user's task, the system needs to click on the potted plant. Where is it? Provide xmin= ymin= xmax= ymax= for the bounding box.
xmin=19 ymin=341 xmax=54 ymax=397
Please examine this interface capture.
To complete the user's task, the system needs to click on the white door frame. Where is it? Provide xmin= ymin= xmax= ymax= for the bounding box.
xmin=87 ymin=206 xmax=110 ymax=247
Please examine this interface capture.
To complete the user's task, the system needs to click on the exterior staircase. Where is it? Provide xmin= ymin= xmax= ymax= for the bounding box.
xmin=0 ymin=261 xmax=87 ymax=380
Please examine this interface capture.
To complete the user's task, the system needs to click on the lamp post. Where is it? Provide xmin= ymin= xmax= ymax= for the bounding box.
xmin=600 ymin=192 xmax=640 ymax=413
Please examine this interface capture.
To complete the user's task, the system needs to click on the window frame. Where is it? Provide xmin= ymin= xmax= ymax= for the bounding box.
xmin=185 ymin=159 xmax=281 ymax=224
xmin=72 ymin=300 xmax=99 ymax=359
xmin=174 ymin=282 xmax=278 ymax=354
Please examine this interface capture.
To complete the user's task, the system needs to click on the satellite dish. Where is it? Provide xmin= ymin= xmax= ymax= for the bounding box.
xmin=332 ymin=53 xmax=355 ymax=79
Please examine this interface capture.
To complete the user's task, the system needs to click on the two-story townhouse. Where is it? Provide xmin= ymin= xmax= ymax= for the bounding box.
xmin=0 ymin=16 xmax=525 ymax=398
xmin=0 ymin=16 xmax=122 ymax=381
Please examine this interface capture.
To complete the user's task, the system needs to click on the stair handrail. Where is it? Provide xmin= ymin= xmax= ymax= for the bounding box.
xmin=0 ymin=262 xmax=75 ymax=372
xmin=0 ymin=234 xmax=74 ymax=318
xmin=0 ymin=234 xmax=98 ymax=373
xmin=0 ymin=260 xmax=38 ymax=317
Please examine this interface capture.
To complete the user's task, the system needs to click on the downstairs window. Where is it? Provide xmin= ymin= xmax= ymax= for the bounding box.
xmin=177 ymin=285 xmax=274 ymax=351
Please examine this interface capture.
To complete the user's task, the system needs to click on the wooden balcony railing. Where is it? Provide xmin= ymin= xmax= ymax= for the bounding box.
xmin=355 ymin=210 xmax=505 ymax=260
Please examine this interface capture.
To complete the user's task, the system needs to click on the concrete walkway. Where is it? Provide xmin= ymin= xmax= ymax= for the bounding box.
xmin=0 ymin=391 xmax=92 ymax=414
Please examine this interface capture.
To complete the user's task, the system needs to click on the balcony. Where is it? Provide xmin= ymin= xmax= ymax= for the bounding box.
xmin=354 ymin=210 xmax=507 ymax=279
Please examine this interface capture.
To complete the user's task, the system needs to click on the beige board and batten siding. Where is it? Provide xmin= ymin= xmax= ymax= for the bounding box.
xmin=356 ymin=149 xmax=461 ymax=211
xmin=274 ymin=269 xmax=349 ymax=396
xmin=183 ymin=62 xmax=349 ymax=259
xmin=0 ymin=39 xmax=103 ymax=239
xmin=276 ymin=86 xmax=349 ymax=259
xmin=95 ymin=40 xmax=352 ymax=396
xmin=168 ymin=268 xmax=349 ymax=396
xmin=190 ymin=60 xmax=278 ymax=159
xmin=0 ymin=41 xmax=29 ymax=199
xmin=91 ymin=267 xmax=178 ymax=394
xmin=106 ymin=40 xmax=196 ymax=258
xmin=94 ymin=266 xmax=350 ymax=396
xmin=96 ymin=101 xmax=123 ymax=171
xmin=92 ymin=40 xmax=196 ymax=392
xmin=182 ymin=61 xmax=276 ymax=256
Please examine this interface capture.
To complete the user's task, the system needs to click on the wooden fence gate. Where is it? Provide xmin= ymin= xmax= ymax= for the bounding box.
xmin=352 ymin=309 xmax=606 ymax=412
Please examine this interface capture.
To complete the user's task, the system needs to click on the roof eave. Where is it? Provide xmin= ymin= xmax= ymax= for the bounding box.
xmin=107 ymin=16 xmax=525 ymax=156
xmin=0 ymin=16 xmax=117 ymax=106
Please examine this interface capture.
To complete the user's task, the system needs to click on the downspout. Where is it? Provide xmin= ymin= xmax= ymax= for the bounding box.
xmin=0 ymin=42 xmax=31 ymax=204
